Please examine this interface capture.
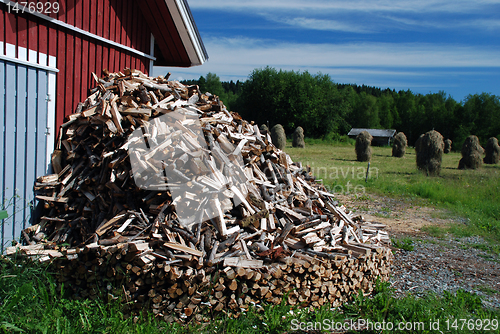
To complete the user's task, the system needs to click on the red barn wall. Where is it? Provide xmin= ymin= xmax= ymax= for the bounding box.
xmin=1 ymin=0 xmax=154 ymax=131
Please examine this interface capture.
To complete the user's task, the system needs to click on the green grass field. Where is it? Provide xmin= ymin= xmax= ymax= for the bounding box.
xmin=286 ymin=140 xmax=500 ymax=246
xmin=2 ymin=140 xmax=500 ymax=333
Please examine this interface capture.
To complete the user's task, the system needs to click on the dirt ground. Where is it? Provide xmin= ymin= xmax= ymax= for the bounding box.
xmin=335 ymin=192 xmax=500 ymax=309
xmin=334 ymin=193 xmax=456 ymax=236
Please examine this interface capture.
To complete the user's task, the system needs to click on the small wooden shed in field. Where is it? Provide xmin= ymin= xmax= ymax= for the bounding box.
xmin=348 ymin=128 xmax=396 ymax=146
xmin=0 ymin=0 xmax=207 ymax=251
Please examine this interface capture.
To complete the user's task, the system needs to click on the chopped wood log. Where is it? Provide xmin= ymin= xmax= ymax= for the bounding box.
xmin=163 ymin=242 xmax=203 ymax=257
xmin=223 ymin=257 xmax=264 ymax=269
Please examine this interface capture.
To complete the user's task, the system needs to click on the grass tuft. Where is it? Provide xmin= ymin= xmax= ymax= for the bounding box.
xmin=392 ymin=237 xmax=415 ymax=251
xmin=421 ymin=225 xmax=447 ymax=239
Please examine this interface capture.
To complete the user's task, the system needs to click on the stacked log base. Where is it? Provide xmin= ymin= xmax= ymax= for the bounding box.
xmin=46 ymin=243 xmax=392 ymax=322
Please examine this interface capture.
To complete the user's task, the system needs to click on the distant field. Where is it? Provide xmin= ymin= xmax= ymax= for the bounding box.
xmin=285 ymin=140 xmax=500 ymax=244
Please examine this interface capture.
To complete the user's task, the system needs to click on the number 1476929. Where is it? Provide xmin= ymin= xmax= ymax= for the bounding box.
xmin=445 ymin=318 xmax=498 ymax=331
xmin=7 ymin=2 xmax=60 ymax=15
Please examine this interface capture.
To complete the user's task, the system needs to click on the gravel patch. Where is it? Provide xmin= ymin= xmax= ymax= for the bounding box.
xmin=334 ymin=192 xmax=500 ymax=309
xmin=390 ymin=235 xmax=500 ymax=309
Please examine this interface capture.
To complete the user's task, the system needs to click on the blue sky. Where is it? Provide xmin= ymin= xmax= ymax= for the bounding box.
xmin=153 ymin=0 xmax=500 ymax=101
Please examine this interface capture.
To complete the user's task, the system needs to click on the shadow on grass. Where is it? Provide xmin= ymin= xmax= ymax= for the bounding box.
xmin=331 ymin=158 xmax=358 ymax=162
xmin=379 ymin=171 xmax=417 ymax=176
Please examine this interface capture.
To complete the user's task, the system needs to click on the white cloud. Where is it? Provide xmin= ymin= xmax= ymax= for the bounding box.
xmin=154 ymin=37 xmax=500 ymax=98
xmin=259 ymin=14 xmax=500 ymax=35
xmin=196 ymin=37 xmax=500 ymax=69
xmin=187 ymin=0 xmax=500 ymax=14
xmin=187 ymin=0 xmax=500 ymax=35
xmin=468 ymin=19 xmax=500 ymax=31
xmin=381 ymin=15 xmax=500 ymax=31
xmin=262 ymin=16 xmax=372 ymax=33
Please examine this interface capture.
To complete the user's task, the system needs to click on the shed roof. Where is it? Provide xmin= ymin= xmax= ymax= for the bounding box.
xmin=139 ymin=0 xmax=208 ymax=67
xmin=348 ymin=128 xmax=397 ymax=138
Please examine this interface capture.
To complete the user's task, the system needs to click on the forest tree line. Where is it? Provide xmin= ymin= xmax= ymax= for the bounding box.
xmin=182 ymin=67 xmax=500 ymax=149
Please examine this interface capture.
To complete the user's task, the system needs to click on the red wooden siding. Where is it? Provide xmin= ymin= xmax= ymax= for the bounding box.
xmin=1 ymin=0 xmax=153 ymax=131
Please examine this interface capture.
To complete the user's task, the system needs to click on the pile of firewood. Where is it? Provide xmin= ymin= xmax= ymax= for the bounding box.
xmin=7 ymin=69 xmax=392 ymax=321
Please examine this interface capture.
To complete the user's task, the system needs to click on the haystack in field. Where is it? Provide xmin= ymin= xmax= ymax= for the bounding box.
xmin=415 ymin=130 xmax=444 ymax=176
xmin=355 ymin=130 xmax=372 ymax=162
xmin=484 ymin=137 xmax=500 ymax=164
xmin=458 ymin=135 xmax=484 ymax=170
xmin=392 ymin=132 xmax=407 ymax=158
xmin=292 ymin=126 xmax=305 ymax=148
xmin=260 ymin=124 xmax=269 ymax=135
xmin=444 ymin=139 xmax=452 ymax=154
xmin=271 ymin=124 xmax=286 ymax=150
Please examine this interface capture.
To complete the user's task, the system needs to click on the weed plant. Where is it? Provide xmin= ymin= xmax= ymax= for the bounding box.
xmin=392 ymin=237 xmax=414 ymax=251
